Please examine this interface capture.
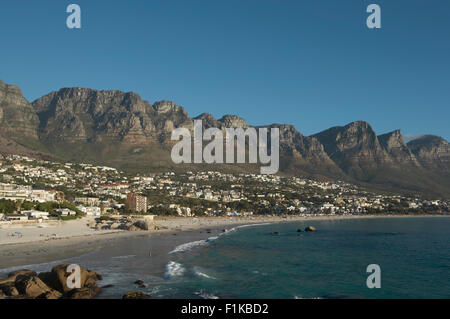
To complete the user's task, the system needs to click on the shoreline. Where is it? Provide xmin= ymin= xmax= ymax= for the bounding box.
xmin=0 ymin=214 xmax=447 ymax=271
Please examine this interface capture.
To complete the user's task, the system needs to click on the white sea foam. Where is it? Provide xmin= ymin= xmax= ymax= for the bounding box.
xmin=169 ymin=223 xmax=272 ymax=255
xmin=195 ymin=290 xmax=219 ymax=299
xmin=164 ymin=261 xmax=185 ymax=279
xmin=169 ymin=239 xmax=210 ymax=254
xmin=193 ymin=266 xmax=216 ymax=280
xmin=223 ymin=222 xmax=273 ymax=235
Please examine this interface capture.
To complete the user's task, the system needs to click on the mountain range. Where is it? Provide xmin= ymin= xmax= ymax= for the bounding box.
xmin=1 ymin=79 xmax=449 ymax=198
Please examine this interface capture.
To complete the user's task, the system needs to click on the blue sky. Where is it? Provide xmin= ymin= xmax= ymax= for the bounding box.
xmin=0 ymin=0 xmax=449 ymax=140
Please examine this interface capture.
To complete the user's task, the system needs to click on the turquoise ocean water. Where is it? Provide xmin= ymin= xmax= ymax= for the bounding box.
xmin=1 ymin=217 xmax=448 ymax=298
xmin=158 ymin=217 xmax=450 ymax=299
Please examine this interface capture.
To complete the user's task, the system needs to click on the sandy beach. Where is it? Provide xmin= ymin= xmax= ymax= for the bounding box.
xmin=0 ymin=214 xmax=445 ymax=270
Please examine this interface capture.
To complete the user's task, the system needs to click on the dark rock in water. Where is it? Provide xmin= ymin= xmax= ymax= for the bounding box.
xmin=134 ymin=280 xmax=144 ymax=285
xmin=305 ymin=226 xmax=317 ymax=232
xmin=222 ymin=229 xmax=226 ymax=232
xmin=297 ymin=229 xmax=303 ymax=232
xmin=271 ymin=232 xmax=279 ymax=235
xmin=123 ymin=291 xmax=151 ymax=299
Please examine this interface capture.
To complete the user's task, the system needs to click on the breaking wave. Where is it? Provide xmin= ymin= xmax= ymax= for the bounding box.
xmin=193 ymin=266 xmax=216 ymax=280
xmin=164 ymin=261 xmax=186 ymax=279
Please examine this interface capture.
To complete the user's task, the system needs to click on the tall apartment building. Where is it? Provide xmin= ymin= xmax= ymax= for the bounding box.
xmin=126 ymin=193 xmax=148 ymax=213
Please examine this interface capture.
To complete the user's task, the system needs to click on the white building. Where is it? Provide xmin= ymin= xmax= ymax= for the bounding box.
xmin=31 ymin=190 xmax=57 ymax=203
xmin=54 ymin=208 xmax=77 ymax=216
xmin=22 ymin=210 xmax=50 ymax=220
xmin=6 ymin=214 xmax=29 ymax=222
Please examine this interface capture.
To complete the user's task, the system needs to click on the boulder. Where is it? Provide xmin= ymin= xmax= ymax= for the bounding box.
xmin=38 ymin=264 xmax=102 ymax=293
xmin=66 ymin=286 xmax=101 ymax=299
xmin=0 ymin=282 xmax=19 ymax=297
xmin=122 ymin=291 xmax=151 ymax=299
xmin=110 ymin=222 xmax=121 ymax=230
xmin=304 ymin=226 xmax=317 ymax=232
xmin=38 ymin=290 xmax=63 ymax=299
xmin=128 ymin=225 xmax=141 ymax=231
xmin=297 ymin=229 xmax=303 ymax=232
xmin=133 ymin=220 xmax=149 ymax=231
xmin=120 ymin=222 xmax=134 ymax=230
xmin=15 ymin=275 xmax=58 ymax=299
xmin=0 ymin=269 xmax=37 ymax=285
xmin=8 ymin=269 xmax=37 ymax=278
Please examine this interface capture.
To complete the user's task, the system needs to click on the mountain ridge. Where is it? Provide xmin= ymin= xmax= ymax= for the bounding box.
xmin=1 ymin=80 xmax=449 ymax=198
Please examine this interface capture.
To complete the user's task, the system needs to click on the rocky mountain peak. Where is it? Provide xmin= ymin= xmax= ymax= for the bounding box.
xmin=379 ymin=130 xmax=406 ymax=149
xmin=194 ymin=113 xmax=221 ymax=129
xmin=378 ymin=130 xmax=418 ymax=164
xmin=153 ymin=100 xmax=184 ymax=114
xmin=219 ymin=114 xmax=248 ymax=128
xmin=0 ymin=79 xmax=39 ymax=138
xmin=408 ymin=135 xmax=448 ymax=150
xmin=1 ymin=79 xmax=449 ymax=197
xmin=407 ymin=135 xmax=450 ymax=170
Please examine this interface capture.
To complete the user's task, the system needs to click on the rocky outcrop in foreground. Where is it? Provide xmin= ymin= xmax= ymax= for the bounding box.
xmin=0 ymin=265 xmax=102 ymax=299
xmin=122 ymin=291 xmax=151 ymax=299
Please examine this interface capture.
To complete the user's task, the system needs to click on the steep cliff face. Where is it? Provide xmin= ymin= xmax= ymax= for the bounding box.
xmin=312 ymin=121 xmax=388 ymax=175
xmin=408 ymin=135 xmax=450 ymax=171
xmin=0 ymin=80 xmax=39 ymax=138
xmin=32 ymin=88 xmax=192 ymax=144
xmin=270 ymin=124 xmax=330 ymax=161
xmin=378 ymin=130 xmax=419 ymax=165
xmin=193 ymin=114 xmax=333 ymax=164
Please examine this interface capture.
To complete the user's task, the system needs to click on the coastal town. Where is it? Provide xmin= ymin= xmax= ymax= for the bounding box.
xmin=0 ymin=153 xmax=448 ymax=226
